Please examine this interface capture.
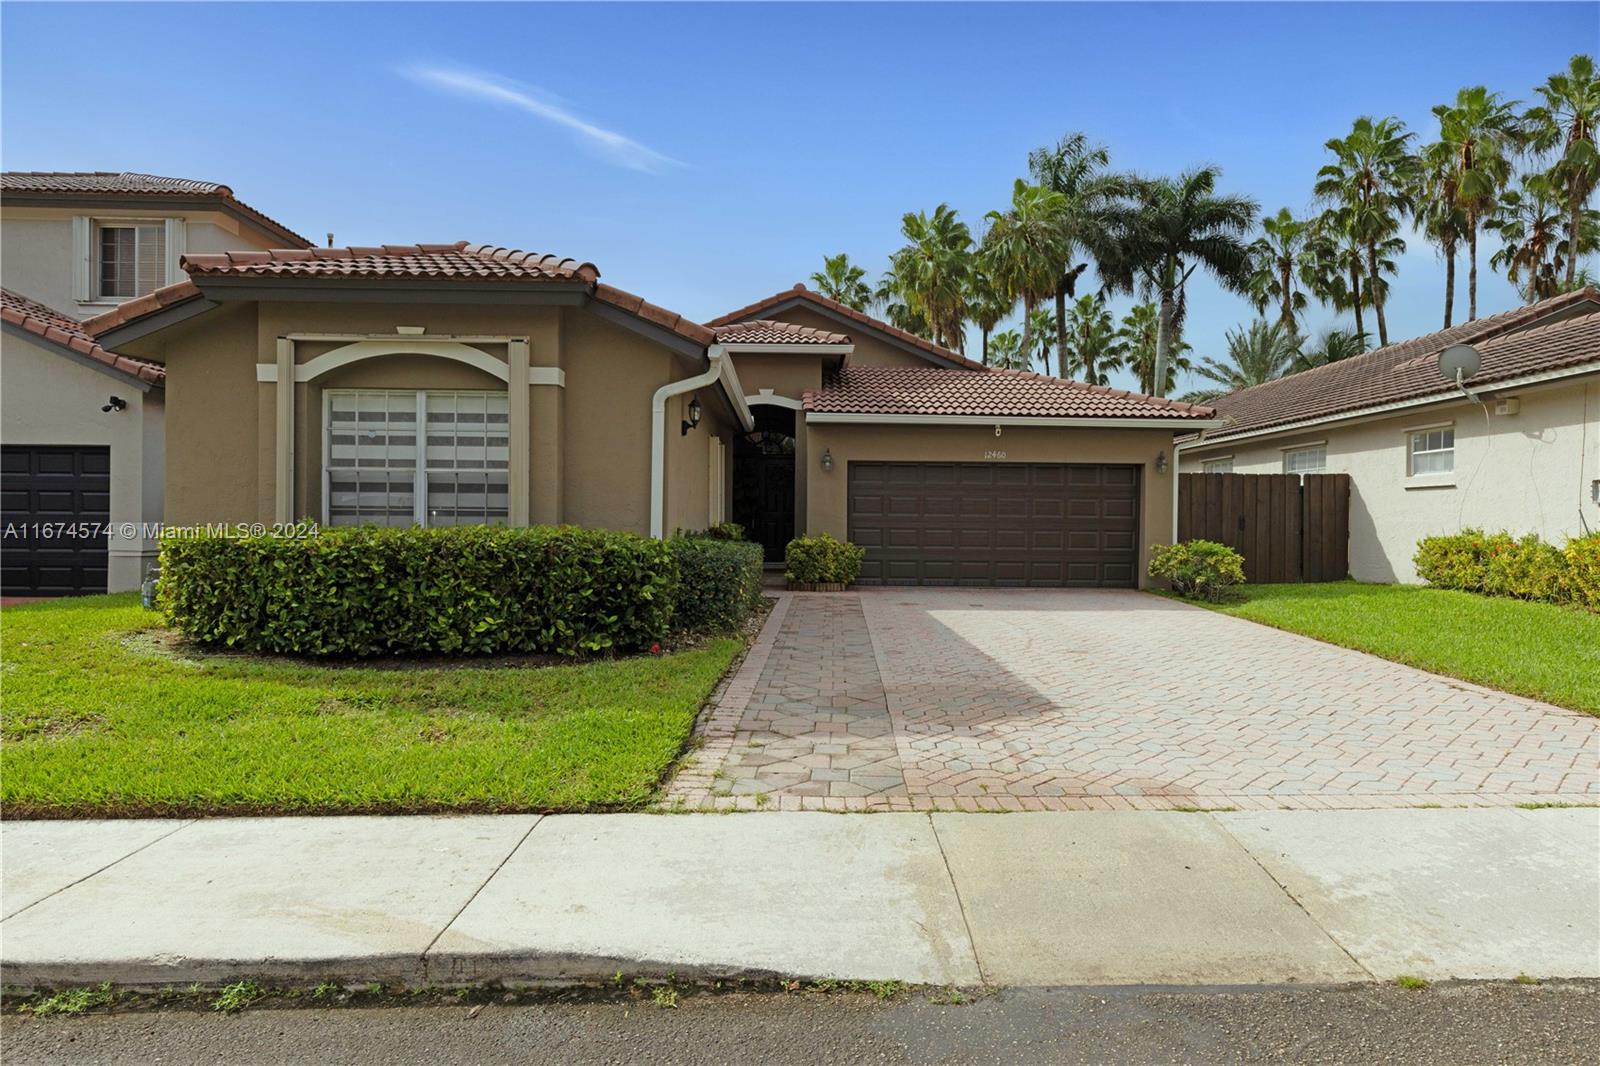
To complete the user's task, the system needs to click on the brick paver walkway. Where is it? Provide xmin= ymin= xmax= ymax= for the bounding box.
xmin=666 ymin=589 xmax=1600 ymax=812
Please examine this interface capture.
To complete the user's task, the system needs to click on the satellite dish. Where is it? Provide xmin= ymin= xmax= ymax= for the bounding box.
xmin=1438 ymin=343 xmax=1482 ymax=384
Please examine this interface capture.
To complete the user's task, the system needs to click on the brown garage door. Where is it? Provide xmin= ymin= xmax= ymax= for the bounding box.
xmin=1 ymin=445 xmax=111 ymax=596
xmin=848 ymin=462 xmax=1140 ymax=587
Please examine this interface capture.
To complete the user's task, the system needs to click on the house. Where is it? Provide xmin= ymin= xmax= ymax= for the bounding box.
xmin=79 ymin=246 xmax=1217 ymax=589
xmin=1177 ymin=290 xmax=1600 ymax=583
xmin=1 ymin=172 xmax=311 ymax=594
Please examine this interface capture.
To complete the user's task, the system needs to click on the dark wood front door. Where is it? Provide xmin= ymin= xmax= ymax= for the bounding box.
xmin=1 ymin=445 xmax=111 ymax=596
xmin=732 ymin=428 xmax=796 ymax=564
xmin=848 ymin=461 xmax=1140 ymax=587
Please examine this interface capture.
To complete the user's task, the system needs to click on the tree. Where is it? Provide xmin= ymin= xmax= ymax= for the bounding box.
xmin=1294 ymin=327 xmax=1368 ymax=372
xmin=873 ymin=266 xmax=931 ymax=339
xmin=1315 ymin=115 xmax=1418 ymax=346
xmin=983 ymin=180 xmax=1070 ymax=375
xmin=1488 ymin=170 xmax=1600 ymax=302
xmin=1304 ymin=210 xmax=1403 ymax=345
xmin=1026 ymin=307 xmax=1056 ymax=367
xmin=1524 ymin=54 xmax=1600 ymax=287
xmin=965 ymin=263 xmax=1014 ymax=365
xmin=1246 ymin=208 xmax=1313 ymax=334
xmin=809 ymin=253 xmax=873 ymax=311
xmin=1431 ymin=86 xmax=1521 ymax=320
xmin=1415 ymin=138 xmax=1468 ymax=327
xmin=1119 ymin=167 xmax=1259 ymax=396
xmin=986 ymin=329 xmax=1032 ymax=371
xmin=1027 ymin=132 xmax=1130 ymax=374
xmin=888 ymin=204 xmax=975 ymax=352
xmin=1060 ymin=294 xmax=1127 ymax=385
xmin=1188 ymin=319 xmax=1298 ymax=401
xmin=1118 ymin=302 xmax=1192 ymax=396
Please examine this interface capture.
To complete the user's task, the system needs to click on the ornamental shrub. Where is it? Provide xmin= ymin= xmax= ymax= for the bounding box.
xmin=784 ymin=533 xmax=865 ymax=586
xmin=1414 ymin=529 xmax=1493 ymax=591
xmin=667 ymin=534 xmax=765 ymax=634
xmin=157 ymin=525 xmax=677 ymax=658
xmin=1559 ymin=533 xmax=1600 ymax=611
xmin=1484 ymin=533 xmax=1567 ymax=601
xmin=699 ymin=522 xmax=747 ymax=541
xmin=1148 ymin=539 xmax=1246 ymax=602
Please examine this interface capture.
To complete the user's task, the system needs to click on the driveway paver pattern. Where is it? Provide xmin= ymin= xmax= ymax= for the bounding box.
xmin=667 ymin=589 xmax=1599 ymax=812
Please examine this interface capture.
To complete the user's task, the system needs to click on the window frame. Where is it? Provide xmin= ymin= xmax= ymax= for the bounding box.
xmin=1281 ymin=444 xmax=1328 ymax=476
xmin=93 ymin=219 xmax=167 ymax=301
xmin=322 ymin=387 xmax=511 ymax=528
xmin=74 ymin=216 xmax=185 ymax=305
xmin=1201 ymin=456 xmax=1234 ymax=474
xmin=1406 ymin=423 xmax=1456 ymax=480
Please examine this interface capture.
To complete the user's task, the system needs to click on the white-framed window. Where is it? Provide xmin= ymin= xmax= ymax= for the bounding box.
xmin=1408 ymin=425 xmax=1455 ymax=477
xmin=96 ymin=221 xmax=166 ymax=299
xmin=324 ymin=389 xmax=509 ymax=527
xmin=1201 ymin=457 xmax=1233 ymax=474
xmin=1283 ymin=446 xmax=1327 ymax=476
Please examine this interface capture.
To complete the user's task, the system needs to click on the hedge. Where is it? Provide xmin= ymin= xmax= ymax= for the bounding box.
xmin=785 ymin=533 xmax=865 ymax=585
xmin=667 ymin=534 xmax=765 ymax=634
xmin=1414 ymin=529 xmax=1600 ymax=611
xmin=158 ymin=525 xmax=677 ymax=658
xmin=1148 ymin=539 xmax=1246 ymax=602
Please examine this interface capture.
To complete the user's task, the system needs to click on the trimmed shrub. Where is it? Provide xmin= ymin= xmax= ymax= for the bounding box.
xmin=784 ymin=533 xmax=865 ymax=586
xmin=699 ymin=522 xmax=747 ymax=542
xmin=668 ymin=534 xmax=765 ymax=634
xmin=1414 ymin=529 xmax=1502 ymax=592
xmin=1485 ymin=534 xmax=1567 ymax=601
xmin=1148 ymin=539 xmax=1246 ymax=602
xmin=157 ymin=525 xmax=677 ymax=658
xmin=1560 ymin=533 xmax=1600 ymax=611
xmin=1414 ymin=529 xmax=1598 ymax=613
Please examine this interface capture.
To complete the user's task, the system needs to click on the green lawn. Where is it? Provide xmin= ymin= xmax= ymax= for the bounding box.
xmin=1178 ymin=581 xmax=1600 ymax=716
xmin=0 ymin=594 xmax=742 ymax=817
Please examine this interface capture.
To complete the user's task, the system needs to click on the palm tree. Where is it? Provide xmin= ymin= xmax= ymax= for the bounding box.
xmin=873 ymin=266 xmax=931 ymax=339
xmin=889 ymin=204 xmax=975 ymax=352
xmin=809 ymin=253 xmax=873 ymax=311
xmin=986 ymin=329 xmax=1031 ymax=371
xmin=1524 ymin=54 xmax=1600 ymax=287
xmin=1247 ymin=208 xmax=1313 ymax=334
xmin=1432 ymin=86 xmax=1521 ymax=320
xmin=1415 ymin=138 xmax=1468 ymax=327
xmin=1315 ymin=116 xmax=1419 ymax=346
xmin=1294 ymin=327 xmax=1368 ymax=372
xmin=1118 ymin=302 xmax=1192 ymax=395
xmin=1118 ymin=167 xmax=1259 ymax=396
xmin=1189 ymin=319 xmax=1298 ymax=400
xmin=1060 ymin=294 xmax=1126 ymax=385
xmin=1488 ymin=170 xmax=1600 ymax=302
xmin=1303 ymin=212 xmax=1365 ymax=340
xmin=965 ymin=263 xmax=1014 ymax=365
xmin=1027 ymin=132 xmax=1130 ymax=372
xmin=1026 ymin=307 xmax=1056 ymax=368
xmin=983 ymin=180 xmax=1070 ymax=375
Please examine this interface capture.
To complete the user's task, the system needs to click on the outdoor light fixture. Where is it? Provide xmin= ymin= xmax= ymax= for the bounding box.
xmin=1155 ymin=450 xmax=1169 ymax=474
xmin=101 ymin=395 xmax=128 ymax=414
xmin=821 ymin=448 xmax=834 ymax=472
xmin=681 ymin=397 xmax=702 ymax=435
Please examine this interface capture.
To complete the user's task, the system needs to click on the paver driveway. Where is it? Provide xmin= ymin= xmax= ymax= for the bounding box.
xmin=667 ymin=589 xmax=1600 ymax=812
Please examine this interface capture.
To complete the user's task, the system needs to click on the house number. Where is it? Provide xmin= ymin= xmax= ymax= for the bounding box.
xmin=984 ymin=450 xmax=1007 ymax=460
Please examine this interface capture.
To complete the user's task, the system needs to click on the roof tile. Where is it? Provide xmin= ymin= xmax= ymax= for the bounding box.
xmin=805 ymin=365 xmax=1215 ymax=420
xmin=2 ymin=288 xmax=164 ymax=384
xmin=714 ymin=319 xmax=850 ymax=345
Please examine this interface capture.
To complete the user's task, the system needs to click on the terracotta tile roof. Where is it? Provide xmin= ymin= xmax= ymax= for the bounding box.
xmin=181 ymin=241 xmax=599 ymax=282
xmin=1 ymin=170 xmax=312 ymax=248
xmin=805 ymin=365 xmax=1215 ymax=420
xmin=1199 ymin=289 xmax=1600 ymax=442
xmin=710 ymin=284 xmax=987 ymax=371
xmin=593 ymin=282 xmax=715 ymax=346
xmin=2 ymin=288 xmax=164 ymax=384
xmin=714 ymin=319 xmax=851 ymax=346
xmin=80 ymin=279 xmax=206 ymax=337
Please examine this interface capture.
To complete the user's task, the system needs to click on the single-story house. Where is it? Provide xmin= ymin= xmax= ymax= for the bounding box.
xmin=1178 ymin=289 xmax=1600 ymax=583
xmin=84 ymin=248 xmax=1219 ymax=589
xmin=1 ymin=171 xmax=311 ymax=594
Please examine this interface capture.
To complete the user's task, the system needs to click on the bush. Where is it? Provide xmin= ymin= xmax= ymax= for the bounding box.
xmin=668 ymin=534 xmax=765 ymax=634
xmin=1148 ymin=539 xmax=1246 ymax=602
xmin=1559 ymin=533 xmax=1600 ymax=611
xmin=699 ymin=522 xmax=746 ymax=541
xmin=1485 ymin=534 xmax=1567 ymax=601
xmin=158 ymin=525 xmax=677 ymax=658
xmin=784 ymin=533 xmax=865 ymax=586
xmin=1414 ymin=528 xmax=1501 ymax=592
xmin=1415 ymin=529 xmax=1598 ymax=613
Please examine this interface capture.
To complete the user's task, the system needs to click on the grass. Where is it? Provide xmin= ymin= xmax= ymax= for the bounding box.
xmin=0 ymin=594 xmax=742 ymax=817
xmin=1175 ymin=582 xmax=1600 ymax=716
xmin=1395 ymin=975 xmax=1431 ymax=990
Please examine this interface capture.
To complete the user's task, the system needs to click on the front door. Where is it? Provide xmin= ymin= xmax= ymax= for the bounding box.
xmin=732 ymin=408 xmax=797 ymax=564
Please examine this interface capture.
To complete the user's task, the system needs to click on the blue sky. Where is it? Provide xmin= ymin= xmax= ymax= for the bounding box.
xmin=3 ymin=2 xmax=1594 ymax=392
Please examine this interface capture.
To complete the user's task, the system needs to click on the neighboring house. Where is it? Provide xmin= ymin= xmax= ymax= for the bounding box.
xmin=1178 ymin=290 xmax=1600 ymax=583
xmin=0 ymin=172 xmax=310 ymax=594
xmin=87 ymin=254 xmax=1217 ymax=589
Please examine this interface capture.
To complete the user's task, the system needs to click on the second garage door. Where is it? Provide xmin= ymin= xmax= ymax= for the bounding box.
xmin=1 ymin=445 xmax=112 ymax=596
xmin=848 ymin=462 xmax=1140 ymax=587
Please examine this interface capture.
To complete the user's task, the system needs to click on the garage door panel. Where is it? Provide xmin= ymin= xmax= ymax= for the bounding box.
xmin=1 ymin=445 xmax=111 ymax=596
xmin=848 ymin=461 xmax=1140 ymax=588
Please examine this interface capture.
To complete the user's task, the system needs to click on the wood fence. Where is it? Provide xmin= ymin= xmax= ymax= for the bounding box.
xmin=1177 ymin=473 xmax=1351 ymax=584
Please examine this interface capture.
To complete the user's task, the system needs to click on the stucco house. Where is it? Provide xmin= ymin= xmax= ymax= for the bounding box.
xmin=74 ymin=245 xmax=1217 ymax=590
xmin=1 ymin=172 xmax=310 ymax=594
xmin=1178 ymin=289 xmax=1600 ymax=583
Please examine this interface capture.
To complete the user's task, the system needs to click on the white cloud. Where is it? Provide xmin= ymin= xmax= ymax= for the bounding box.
xmin=402 ymin=65 xmax=683 ymax=174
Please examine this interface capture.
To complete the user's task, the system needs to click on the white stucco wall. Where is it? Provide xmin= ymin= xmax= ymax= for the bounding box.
xmin=1 ymin=332 xmax=164 ymax=591
xmin=1179 ymin=374 xmax=1600 ymax=583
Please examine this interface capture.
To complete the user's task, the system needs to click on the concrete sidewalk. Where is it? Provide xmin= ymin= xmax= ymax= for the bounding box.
xmin=2 ymin=809 xmax=1595 ymax=990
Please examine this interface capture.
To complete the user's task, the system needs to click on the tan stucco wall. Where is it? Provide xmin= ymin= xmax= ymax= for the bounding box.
xmin=729 ymin=352 xmax=824 ymax=402
xmin=0 ymin=331 xmax=164 ymax=590
xmin=804 ymin=422 xmax=1179 ymax=588
xmin=664 ymin=387 xmax=735 ymax=534
xmin=1179 ymin=375 xmax=1600 ymax=582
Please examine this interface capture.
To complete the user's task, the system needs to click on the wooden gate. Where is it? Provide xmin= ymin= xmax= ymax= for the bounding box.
xmin=1177 ymin=473 xmax=1350 ymax=584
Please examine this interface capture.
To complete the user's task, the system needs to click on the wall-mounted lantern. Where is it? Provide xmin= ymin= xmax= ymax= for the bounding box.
xmin=681 ymin=397 xmax=702 ymax=435
xmin=821 ymin=448 xmax=834 ymax=472
xmin=1155 ymin=449 xmax=1169 ymax=474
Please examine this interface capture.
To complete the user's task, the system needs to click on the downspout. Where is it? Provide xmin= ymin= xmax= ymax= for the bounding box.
xmin=650 ymin=344 xmax=730 ymax=539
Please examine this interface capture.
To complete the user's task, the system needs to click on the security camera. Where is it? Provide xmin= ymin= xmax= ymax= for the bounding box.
xmin=101 ymin=395 xmax=127 ymax=413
